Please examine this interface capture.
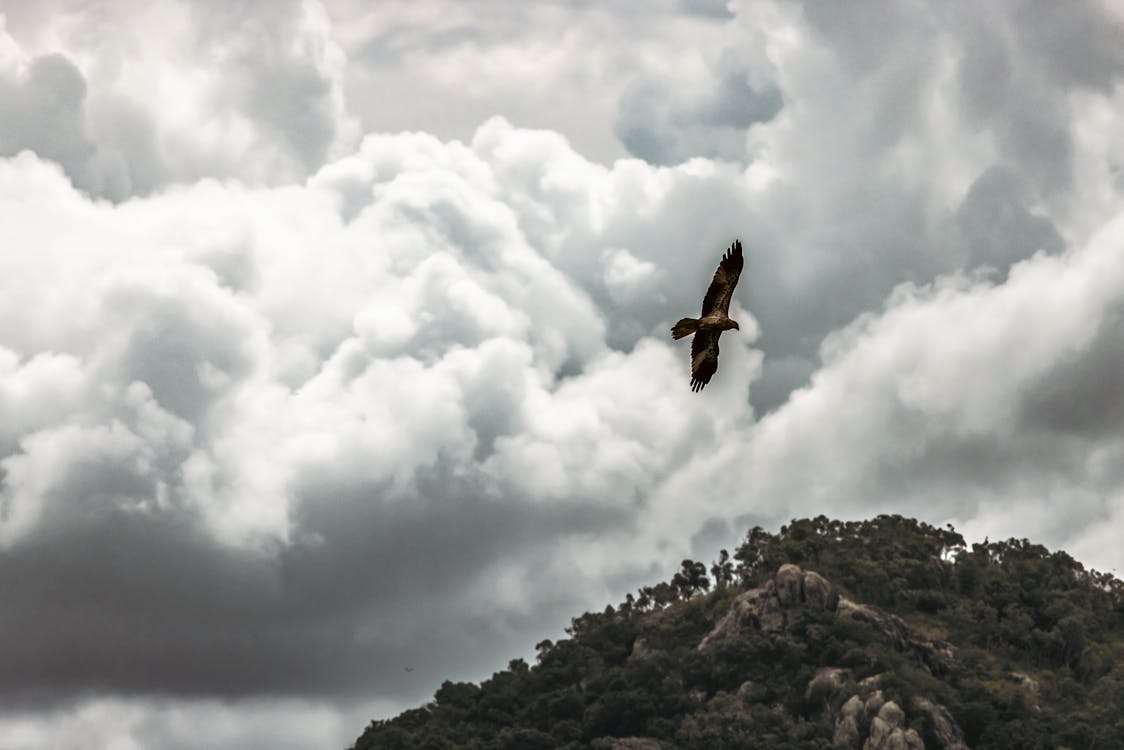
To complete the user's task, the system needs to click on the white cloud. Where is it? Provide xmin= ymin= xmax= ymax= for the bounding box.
xmin=5 ymin=0 xmax=1124 ymax=746
xmin=0 ymin=124 xmax=764 ymax=720
xmin=679 ymin=213 xmax=1124 ymax=573
xmin=0 ymin=0 xmax=357 ymax=199
xmin=0 ymin=696 xmax=376 ymax=750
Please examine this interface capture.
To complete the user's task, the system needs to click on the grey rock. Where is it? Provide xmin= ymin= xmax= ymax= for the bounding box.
xmin=776 ymin=563 xmax=805 ymax=606
xmin=911 ymin=696 xmax=971 ymax=750
xmin=834 ymin=695 xmax=864 ymax=749
xmin=878 ymin=701 xmax=906 ymax=727
xmin=858 ymin=674 xmax=885 ymax=695
xmin=806 ymin=667 xmax=853 ymax=702
xmin=834 ymin=713 xmax=861 ymax=749
xmin=804 ymin=569 xmax=840 ymax=611
xmin=629 ymin=637 xmax=655 ymax=661
xmin=839 ymin=694 xmax=864 ymax=720
xmin=736 ymin=680 xmax=758 ymax=702
xmin=838 ymin=598 xmax=958 ymax=675
xmin=864 ymin=702 xmax=923 ymax=750
xmin=698 ymin=582 xmax=785 ymax=649
xmin=863 ymin=689 xmax=886 ymax=725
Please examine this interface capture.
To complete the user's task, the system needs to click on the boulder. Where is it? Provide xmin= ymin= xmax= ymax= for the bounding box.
xmin=776 ymin=563 xmax=805 ymax=606
xmin=833 ymin=695 xmax=864 ymax=749
xmin=805 ymin=570 xmax=840 ymax=611
xmin=863 ymin=701 xmax=924 ymax=750
xmin=910 ymin=696 xmax=970 ymax=750
xmin=806 ymin=667 xmax=853 ymax=703
xmin=838 ymin=599 xmax=958 ymax=675
xmin=699 ymin=564 xmax=842 ymax=650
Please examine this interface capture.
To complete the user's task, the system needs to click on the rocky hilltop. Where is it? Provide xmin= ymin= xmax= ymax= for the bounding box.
xmin=695 ymin=563 xmax=967 ymax=750
xmin=352 ymin=516 xmax=1124 ymax=749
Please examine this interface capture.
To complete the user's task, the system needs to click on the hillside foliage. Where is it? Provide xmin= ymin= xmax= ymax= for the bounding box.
xmin=352 ymin=515 xmax=1124 ymax=749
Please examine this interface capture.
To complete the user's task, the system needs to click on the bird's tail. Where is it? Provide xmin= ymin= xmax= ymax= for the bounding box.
xmin=671 ymin=317 xmax=699 ymax=340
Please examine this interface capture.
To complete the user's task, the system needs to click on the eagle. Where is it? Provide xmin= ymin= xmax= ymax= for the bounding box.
xmin=670 ymin=239 xmax=744 ymax=392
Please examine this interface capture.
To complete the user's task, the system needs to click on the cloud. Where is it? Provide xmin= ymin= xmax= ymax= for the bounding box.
xmin=0 ymin=130 xmax=762 ymax=711
xmin=0 ymin=697 xmax=376 ymax=750
xmin=11 ymin=94 xmax=1120 ymax=723
xmin=0 ymin=0 xmax=357 ymax=199
xmin=5 ymin=0 xmax=1124 ymax=746
xmin=675 ymin=213 xmax=1124 ymax=573
xmin=614 ymin=52 xmax=783 ymax=165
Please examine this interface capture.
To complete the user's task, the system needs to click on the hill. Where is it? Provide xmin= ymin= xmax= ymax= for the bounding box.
xmin=351 ymin=515 xmax=1124 ymax=749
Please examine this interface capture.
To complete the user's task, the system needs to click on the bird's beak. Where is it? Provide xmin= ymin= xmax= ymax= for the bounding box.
xmin=733 ymin=322 xmax=740 ymax=330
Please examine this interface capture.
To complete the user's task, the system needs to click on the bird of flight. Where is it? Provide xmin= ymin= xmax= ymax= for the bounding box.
xmin=670 ymin=239 xmax=744 ymax=392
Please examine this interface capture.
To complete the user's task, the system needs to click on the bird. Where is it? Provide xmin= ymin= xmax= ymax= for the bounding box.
xmin=670 ymin=239 xmax=744 ymax=392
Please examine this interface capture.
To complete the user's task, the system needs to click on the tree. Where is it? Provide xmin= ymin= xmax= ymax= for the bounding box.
xmin=711 ymin=549 xmax=734 ymax=589
xmin=673 ymin=559 xmax=710 ymax=599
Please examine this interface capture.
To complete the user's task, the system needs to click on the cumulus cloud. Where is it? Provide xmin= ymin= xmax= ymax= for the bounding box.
xmin=0 ymin=0 xmax=356 ymax=199
xmin=6 ymin=0 xmax=1124 ymax=747
xmin=0 ymin=128 xmax=761 ymax=714
xmin=679 ymin=212 xmax=1124 ymax=576
xmin=614 ymin=52 xmax=783 ymax=165
xmin=0 ymin=697 xmax=377 ymax=750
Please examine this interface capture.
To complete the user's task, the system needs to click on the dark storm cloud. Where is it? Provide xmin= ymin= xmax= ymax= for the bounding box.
xmin=0 ymin=463 xmax=630 ymax=702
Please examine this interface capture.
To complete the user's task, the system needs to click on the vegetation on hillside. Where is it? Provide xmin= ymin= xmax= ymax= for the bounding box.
xmin=352 ymin=515 xmax=1124 ymax=749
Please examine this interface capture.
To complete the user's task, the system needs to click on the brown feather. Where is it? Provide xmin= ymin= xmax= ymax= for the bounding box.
xmin=690 ymin=330 xmax=720 ymax=392
xmin=700 ymin=239 xmax=744 ymax=317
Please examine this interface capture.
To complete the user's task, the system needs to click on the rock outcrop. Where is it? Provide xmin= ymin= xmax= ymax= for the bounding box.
xmin=864 ymin=701 xmax=924 ymax=750
xmin=910 ymin=696 xmax=970 ymax=750
xmin=698 ymin=564 xmax=840 ymax=649
xmin=699 ymin=565 xmax=970 ymax=749
xmin=837 ymin=598 xmax=958 ymax=676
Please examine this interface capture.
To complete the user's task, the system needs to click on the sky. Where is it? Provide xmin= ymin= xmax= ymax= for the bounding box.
xmin=3 ymin=0 xmax=1124 ymax=747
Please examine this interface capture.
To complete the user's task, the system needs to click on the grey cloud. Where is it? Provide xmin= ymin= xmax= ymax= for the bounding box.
xmin=701 ymin=226 xmax=1124 ymax=572
xmin=602 ymin=0 xmax=1124 ymax=410
xmin=678 ymin=0 xmax=734 ymax=19
xmin=953 ymin=166 xmax=1064 ymax=279
xmin=0 ymin=461 xmax=628 ymax=702
xmin=5 ymin=1 xmax=1124 ymax=746
xmin=1018 ymin=304 xmax=1124 ymax=439
xmin=1009 ymin=0 xmax=1124 ymax=92
xmin=0 ymin=0 xmax=354 ymax=199
xmin=0 ymin=52 xmax=173 ymax=201
xmin=614 ymin=60 xmax=783 ymax=166
xmin=0 ymin=696 xmax=375 ymax=750
xmin=192 ymin=0 xmax=346 ymax=172
xmin=0 ymin=135 xmax=750 ymax=714
xmin=0 ymin=54 xmax=100 ymax=193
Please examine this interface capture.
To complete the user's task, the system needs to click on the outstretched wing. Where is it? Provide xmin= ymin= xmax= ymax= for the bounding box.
xmin=690 ymin=330 xmax=720 ymax=392
xmin=700 ymin=239 xmax=744 ymax=317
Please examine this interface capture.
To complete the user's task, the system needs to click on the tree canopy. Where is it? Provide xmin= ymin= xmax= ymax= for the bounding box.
xmin=352 ymin=515 xmax=1124 ymax=750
